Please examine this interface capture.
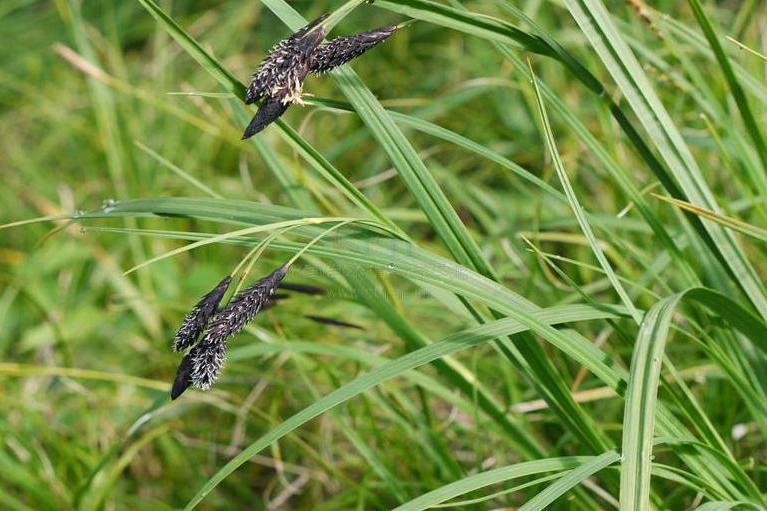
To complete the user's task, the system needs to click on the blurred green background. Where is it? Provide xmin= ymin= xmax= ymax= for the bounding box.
xmin=1 ymin=0 xmax=766 ymax=509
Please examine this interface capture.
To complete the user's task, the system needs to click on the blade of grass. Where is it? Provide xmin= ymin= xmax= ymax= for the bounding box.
xmin=695 ymin=501 xmax=763 ymax=511
xmin=687 ymin=0 xmax=767 ymax=177
xmin=134 ymin=141 xmax=222 ymax=199
xmin=530 ymin=61 xmax=641 ymax=324
xmin=654 ymin=194 xmax=767 ymax=243
xmin=391 ymin=457 xmax=583 ymax=511
xmin=519 ymin=450 xmax=621 ymax=510
xmin=619 ymin=294 xmax=683 ymax=510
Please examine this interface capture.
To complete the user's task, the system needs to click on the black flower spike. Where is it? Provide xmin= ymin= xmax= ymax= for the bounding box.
xmin=190 ymin=264 xmax=291 ymax=390
xmin=242 ymin=16 xmax=398 ymax=139
xmin=243 ymin=15 xmax=327 ymax=139
xmin=241 ymin=96 xmax=289 ymax=140
xmin=172 ymin=275 xmax=232 ymax=352
xmin=309 ymin=25 xmax=398 ymax=75
xmin=245 ymin=13 xmax=328 ymax=106
xmin=170 ymin=353 xmax=194 ymax=400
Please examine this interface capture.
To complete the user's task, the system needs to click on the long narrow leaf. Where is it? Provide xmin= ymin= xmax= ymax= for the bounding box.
xmin=620 ymin=294 xmax=683 ymax=510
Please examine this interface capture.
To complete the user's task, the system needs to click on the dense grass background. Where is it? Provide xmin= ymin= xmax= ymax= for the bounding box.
xmin=2 ymin=0 xmax=766 ymax=509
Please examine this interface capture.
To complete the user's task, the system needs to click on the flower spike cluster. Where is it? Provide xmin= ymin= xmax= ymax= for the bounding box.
xmin=242 ymin=14 xmax=398 ymax=139
xmin=169 ymin=264 xmax=290 ymax=399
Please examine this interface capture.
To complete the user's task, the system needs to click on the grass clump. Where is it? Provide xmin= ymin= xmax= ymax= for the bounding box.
xmin=1 ymin=0 xmax=766 ymax=509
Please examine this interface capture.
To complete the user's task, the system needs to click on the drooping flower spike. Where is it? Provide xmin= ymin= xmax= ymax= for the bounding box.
xmin=170 ymin=264 xmax=290 ymax=399
xmin=242 ymin=14 xmax=398 ymax=139
xmin=189 ymin=264 xmax=290 ymax=390
xmin=169 ymin=220 xmax=353 ymax=400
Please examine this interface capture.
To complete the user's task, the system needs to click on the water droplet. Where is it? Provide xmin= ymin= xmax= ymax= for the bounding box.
xmin=102 ymin=198 xmax=116 ymax=212
xmin=386 ymin=263 xmax=395 ymax=271
xmin=73 ymin=209 xmax=84 ymax=218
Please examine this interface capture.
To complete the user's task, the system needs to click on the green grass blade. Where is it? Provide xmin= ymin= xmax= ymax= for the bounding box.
xmin=519 ymin=450 xmax=621 ymax=510
xmin=695 ymin=501 xmax=763 ymax=511
xmin=135 ymin=0 xmax=243 ymax=97
xmin=391 ymin=458 xmax=583 ymax=511
xmin=377 ymin=0 xmax=554 ymax=57
xmin=686 ymin=0 xmax=767 ymax=176
xmin=134 ymin=141 xmax=222 ymax=199
xmin=530 ymin=63 xmax=641 ymax=324
xmin=620 ymin=294 xmax=683 ymax=510
xmin=307 ymin=97 xmax=564 ymax=201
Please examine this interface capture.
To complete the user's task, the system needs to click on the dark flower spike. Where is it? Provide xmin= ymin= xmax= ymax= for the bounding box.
xmin=190 ymin=264 xmax=290 ymax=390
xmin=244 ymin=15 xmax=327 ymax=106
xmin=172 ymin=275 xmax=232 ymax=352
xmin=242 ymin=16 xmax=399 ymax=139
xmin=309 ymin=25 xmax=398 ymax=75
xmin=242 ymin=96 xmax=290 ymax=139
xmin=170 ymin=353 xmax=194 ymax=400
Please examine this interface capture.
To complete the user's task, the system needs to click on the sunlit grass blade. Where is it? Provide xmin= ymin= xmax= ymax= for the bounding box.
xmin=123 ymin=216 xmax=361 ymax=275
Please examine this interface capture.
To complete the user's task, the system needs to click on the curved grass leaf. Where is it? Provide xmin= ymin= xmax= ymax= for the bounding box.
xmin=391 ymin=457 xmax=583 ymax=511
xmin=518 ymin=450 xmax=621 ymax=510
xmin=695 ymin=501 xmax=764 ymax=511
xmin=654 ymin=194 xmax=767 ymax=243
xmin=620 ymin=294 xmax=683 ymax=510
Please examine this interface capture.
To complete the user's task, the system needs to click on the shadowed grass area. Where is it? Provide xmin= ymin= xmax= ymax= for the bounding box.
xmin=1 ymin=0 xmax=766 ymax=509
